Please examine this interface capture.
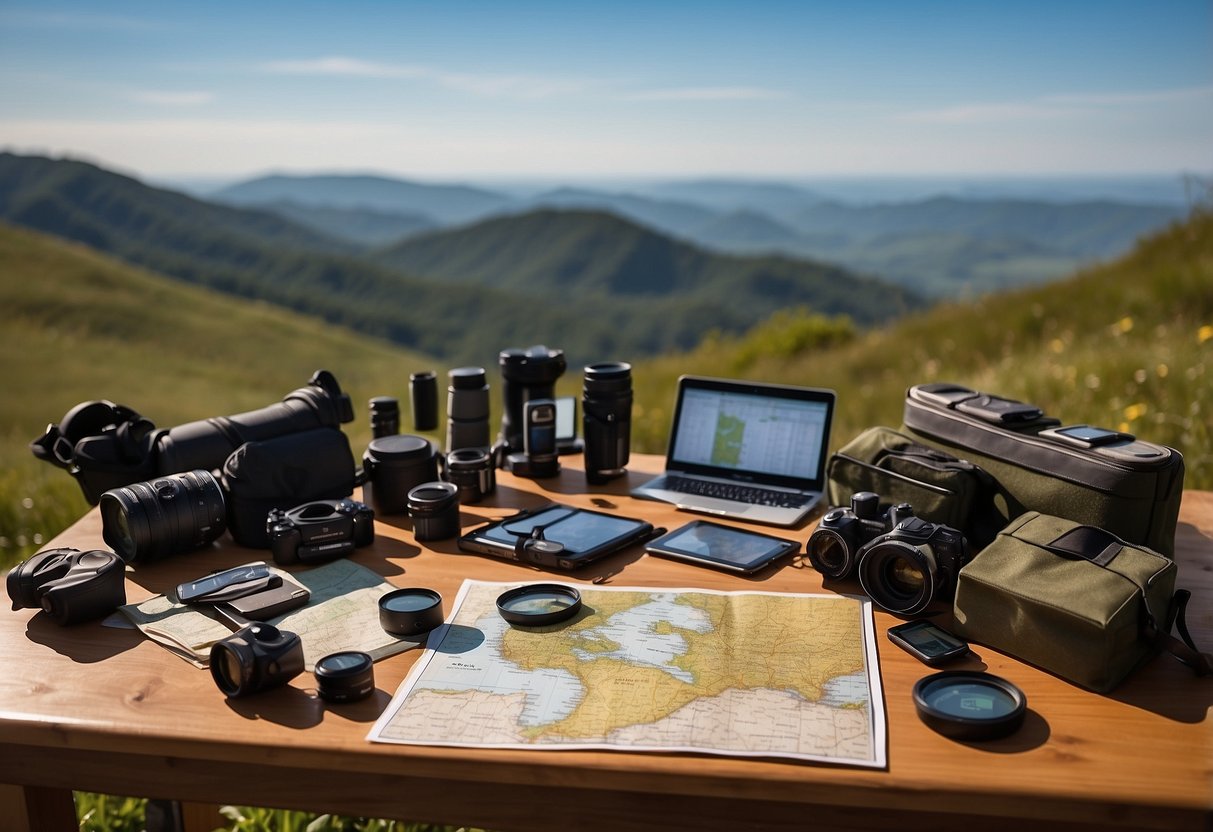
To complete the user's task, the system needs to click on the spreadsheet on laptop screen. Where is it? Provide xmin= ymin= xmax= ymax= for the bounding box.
xmin=669 ymin=388 xmax=830 ymax=480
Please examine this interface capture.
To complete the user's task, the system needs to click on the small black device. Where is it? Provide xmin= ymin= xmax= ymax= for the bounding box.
xmin=267 ymin=498 xmax=374 ymax=566
xmin=1039 ymin=424 xmax=1130 ymax=448
xmin=368 ymin=396 xmax=400 ymax=439
xmin=176 ymin=561 xmax=278 ymax=604
xmin=496 ymin=584 xmax=583 ymax=626
xmin=445 ymin=366 xmax=491 ymax=453
xmin=407 ymin=482 xmax=462 ymax=541
xmin=6 ymin=547 xmax=127 ymax=625
xmin=582 ymin=361 xmax=632 ymax=484
xmin=856 ymin=514 xmax=970 ymax=616
xmin=362 ymin=434 xmax=440 ymax=516
xmin=209 ymin=622 xmax=305 ymax=698
xmin=645 ymin=521 xmax=799 ymax=574
xmin=458 ymin=504 xmax=655 ymax=570
xmin=912 ymin=671 xmax=1027 ymax=741
xmin=409 ymin=370 xmax=439 ymax=432
xmin=807 ymin=492 xmax=907 ymax=579
xmin=887 ymin=620 xmax=970 ymax=666
xmin=218 ymin=573 xmax=310 ymax=621
xmin=100 ymin=469 xmax=227 ymax=562
xmin=498 ymin=345 xmax=566 ymax=454
xmin=507 ymin=398 xmax=560 ymax=479
xmin=443 ymin=447 xmax=496 ymax=503
xmin=314 ymin=650 xmax=375 ymax=703
xmin=378 ymin=587 xmax=444 ymax=636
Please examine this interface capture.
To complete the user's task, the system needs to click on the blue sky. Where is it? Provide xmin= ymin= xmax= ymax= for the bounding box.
xmin=0 ymin=1 xmax=1209 ymax=181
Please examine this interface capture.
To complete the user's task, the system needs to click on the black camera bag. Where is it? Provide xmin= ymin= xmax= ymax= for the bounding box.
xmin=221 ymin=428 xmax=356 ymax=549
xmin=902 ymin=383 xmax=1185 ymax=556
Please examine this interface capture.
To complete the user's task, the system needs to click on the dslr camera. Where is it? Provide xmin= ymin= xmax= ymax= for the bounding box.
xmin=808 ymin=491 xmax=971 ymax=616
xmin=267 ymin=498 xmax=374 ymax=566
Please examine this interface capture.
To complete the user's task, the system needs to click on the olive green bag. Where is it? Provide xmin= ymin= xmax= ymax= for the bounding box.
xmin=952 ymin=512 xmax=1211 ymax=692
xmin=826 ymin=427 xmax=1004 ymax=546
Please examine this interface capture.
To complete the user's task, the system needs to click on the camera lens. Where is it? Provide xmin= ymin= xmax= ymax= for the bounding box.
xmin=446 ymin=367 xmax=490 ymax=453
xmin=209 ymin=623 xmax=304 ymax=698
xmin=858 ymin=540 xmax=937 ymax=616
xmin=807 ymin=528 xmax=857 ymax=579
xmin=369 ymin=396 xmax=400 ymax=439
xmin=406 ymin=481 xmax=461 ymax=541
xmin=582 ymin=362 xmax=632 ymax=484
xmin=100 ymin=470 xmax=227 ymax=562
xmin=212 ymin=644 xmax=247 ymax=696
xmin=362 ymin=435 xmax=439 ymax=516
xmin=443 ymin=447 xmax=495 ymax=503
xmin=410 ymin=371 xmax=439 ymax=432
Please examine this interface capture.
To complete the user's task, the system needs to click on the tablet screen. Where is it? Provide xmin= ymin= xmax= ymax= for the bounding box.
xmin=648 ymin=522 xmax=798 ymax=571
xmin=479 ymin=506 xmax=648 ymax=555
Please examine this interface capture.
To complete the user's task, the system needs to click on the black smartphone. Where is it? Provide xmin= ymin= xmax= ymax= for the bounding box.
xmin=645 ymin=520 xmax=800 ymax=574
xmin=176 ymin=562 xmax=279 ymax=604
xmin=524 ymin=399 xmax=558 ymax=460
xmin=887 ymin=620 xmax=970 ymax=666
xmin=1039 ymin=424 xmax=1131 ymax=448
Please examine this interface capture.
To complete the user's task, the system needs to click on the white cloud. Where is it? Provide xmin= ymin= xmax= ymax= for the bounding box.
xmin=624 ymin=86 xmax=790 ymax=102
xmin=259 ymin=55 xmax=588 ymax=100
xmin=128 ymin=90 xmax=215 ymax=107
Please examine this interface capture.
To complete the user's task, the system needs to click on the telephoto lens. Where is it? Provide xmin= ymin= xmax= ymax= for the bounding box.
xmin=209 ymin=622 xmax=305 ymax=698
xmin=407 ymin=481 xmax=462 ymax=541
xmin=443 ymin=447 xmax=496 ymax=503
xmin=362 ymin=435 xmax=440 ymax=516
xmin=99 ymin=470 xmax=227 ymax=563
xmin=445 ymin=367 xmax=490 ymax=453
xmin=369 ymin=397 xmax=400 ymax=439
xmin=582 ymin=362 xmax=632 ymax=484
xmin=498 ymin=345 xmax=566 ymax=453
xmin=410 ymin=371 xmax=439 ymax=432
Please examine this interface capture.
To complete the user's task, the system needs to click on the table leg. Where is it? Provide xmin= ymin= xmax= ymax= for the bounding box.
xmin=0 ymin=783 xmax=77 ymax=832
xmin=180 ymin=800 xmax=227 ymax=832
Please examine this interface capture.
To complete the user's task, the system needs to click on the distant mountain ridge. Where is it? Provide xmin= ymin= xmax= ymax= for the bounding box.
xmin=213 ymin=169 xmax=1185 ymax=298
xmin=0 ymin=152 xmax=912 ymax=364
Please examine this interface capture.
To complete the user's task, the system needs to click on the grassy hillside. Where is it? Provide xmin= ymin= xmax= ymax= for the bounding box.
xmin=627 ymin=209 xmax=1213 ymax=491
xmin=0 ymin=223 xmax=446 ymax=566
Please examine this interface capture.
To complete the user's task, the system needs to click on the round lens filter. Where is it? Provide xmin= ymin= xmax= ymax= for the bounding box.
xmin=378 ymin=588 xmax=444 ymax=637
xmin=496 ymin=584 xmax=582 ymax=627
xmin=913 ymin=670 xmax=1027 ymax=741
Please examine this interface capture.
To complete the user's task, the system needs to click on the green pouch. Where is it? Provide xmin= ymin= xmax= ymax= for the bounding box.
xmin=952 ymin=512 xmax=1208 ymax=692
xmin=826 ymin=427 xmax=1002 ymax=546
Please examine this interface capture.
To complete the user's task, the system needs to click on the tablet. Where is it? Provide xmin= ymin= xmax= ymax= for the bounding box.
xmin=458 ymin=504 xmax=654 ymax=570
xmin=645 ymin=520 xmax=800 ymax=574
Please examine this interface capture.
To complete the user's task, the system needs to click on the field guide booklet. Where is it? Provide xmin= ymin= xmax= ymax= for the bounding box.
xmin=369 ymin=580 xmax=887 ymax=768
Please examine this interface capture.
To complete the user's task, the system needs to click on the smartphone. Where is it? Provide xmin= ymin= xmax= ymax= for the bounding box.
xmin=176 ymin=562 xmax=279 ymax=604
xmin=645 ymin=521 xmax=800 ymax=574
xmin=218 ymin=574 xmax=310 ymax=621
xmin=1039 ymin=424 xmax=1131 ymax=448
xmin=524 ymin=399 xmax=558 ymax=460
xmin=887 ymin=620 xmax=969 ymax=666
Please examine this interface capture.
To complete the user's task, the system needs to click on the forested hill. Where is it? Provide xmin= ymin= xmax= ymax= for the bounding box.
xmin=0 ymin=153 xmax=918 ymax=363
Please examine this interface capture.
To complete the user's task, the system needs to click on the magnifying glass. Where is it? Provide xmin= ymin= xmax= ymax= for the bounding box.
xmin=496 ymin=584 xmax=582 ymax=627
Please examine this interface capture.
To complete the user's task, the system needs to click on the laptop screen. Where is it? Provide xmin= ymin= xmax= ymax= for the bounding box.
xmin=667 ymin=378 xmax=834 ymax=486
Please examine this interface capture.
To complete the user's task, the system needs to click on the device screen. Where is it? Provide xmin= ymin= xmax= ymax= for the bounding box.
xmin=888 ymin=620 xmax=968 ymax=663
xmin=482 ymin=507 xmax=647 ymax=555
xmin=1057 ymin=425 xmax=1124 ymax=444
xmin=647 ymin=522 xmax=798 ymax=571
xmin=525 ymin=401 xmax=557 ymax=456
xmin=555 ymin=396 xmax=576 ymax=441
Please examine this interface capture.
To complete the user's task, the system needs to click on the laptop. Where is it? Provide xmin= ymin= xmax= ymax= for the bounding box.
xmin=631 ymin=376 xmax=835 ymax=527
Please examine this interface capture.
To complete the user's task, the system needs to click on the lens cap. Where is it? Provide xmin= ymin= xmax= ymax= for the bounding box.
xmin=496 ymin=584 xmax=582 ymax=627
xmin=912 ymin=671 xmax=1027 ymax=741
xmin=314 ymin=650 xmax=375 ymax=703
xmin=378 ymin=588 xmax=444 ymax=636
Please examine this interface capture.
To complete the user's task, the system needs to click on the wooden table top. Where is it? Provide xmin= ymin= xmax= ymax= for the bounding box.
xmin=1 ymin=453 xmax=1210 ymax=831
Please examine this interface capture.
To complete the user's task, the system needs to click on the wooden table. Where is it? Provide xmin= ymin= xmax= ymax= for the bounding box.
xmin=1 ymin=454 xmax=1210 ymax=831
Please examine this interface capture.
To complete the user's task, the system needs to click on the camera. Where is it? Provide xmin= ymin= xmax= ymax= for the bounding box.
xmin=582 ymin=362 xmax=632 ymax=484
xmin=210 ymin=622 xmax=304 ymax=698
xmin=807 ymin=492 xmax=908 ymax=579
xmin=856 ymin=515 xmax=970 ymax=616
xmin=267 ymin=498 xmax=374 ymax=565
xmin=506 ymin=399 xmax=561 ymax=479
xmin=499 ymin=345 xmax=566 ymax=454
xmin=6 ymin=547 xmax=126 ymax=625
xmin=33 ymin=370 xmax=354 ymax=504
xmin=100 ymin=469 xmax=227 ymax=562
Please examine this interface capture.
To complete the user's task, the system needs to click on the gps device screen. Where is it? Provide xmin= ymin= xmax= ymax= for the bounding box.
xmin=646 ymin=521 xmax=799 ymax=573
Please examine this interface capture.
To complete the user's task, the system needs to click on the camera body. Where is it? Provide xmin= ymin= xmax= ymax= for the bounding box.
xmin=809 ymin=491 xmax=971 ymax=615
xmin=807 ymin=492 xmax=911 ymax=579
xmin=267 ymin=498 xmax=374 ymax=566
xmin=856 ymin=515 xmax=970 ymax=616
xmin=6 ymin=547 xmax=127 ymax=625
xmin=210 ymin=622 xmax=304 ymax=698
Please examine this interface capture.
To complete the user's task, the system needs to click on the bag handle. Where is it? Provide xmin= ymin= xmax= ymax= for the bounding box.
xmin=1046 ymin=525 xmax=1211 ymax=678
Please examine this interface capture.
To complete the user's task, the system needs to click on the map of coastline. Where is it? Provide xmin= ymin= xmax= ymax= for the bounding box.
xmin=369 ymin=580 xmax=886 ymax=767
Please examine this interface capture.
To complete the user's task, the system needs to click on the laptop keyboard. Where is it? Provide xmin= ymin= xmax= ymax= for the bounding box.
xmin=663 ymin=475 xmax=806 ymax=508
